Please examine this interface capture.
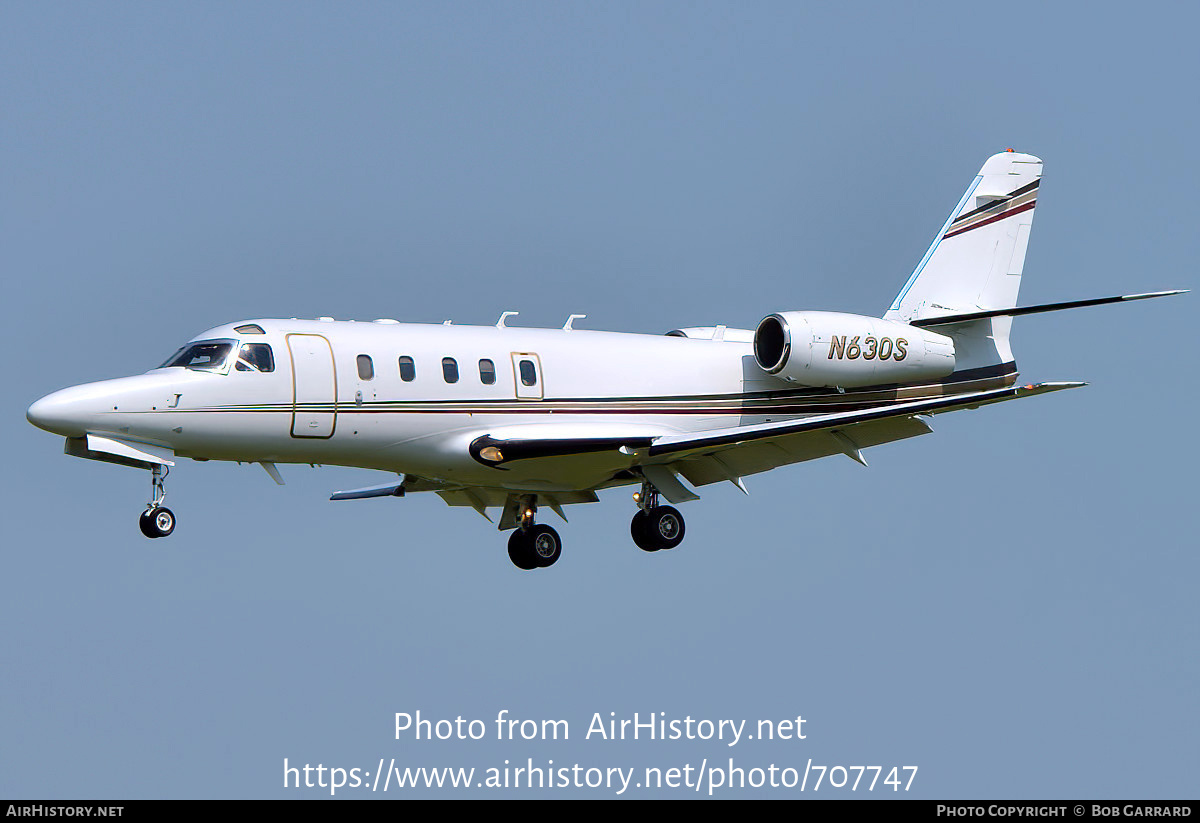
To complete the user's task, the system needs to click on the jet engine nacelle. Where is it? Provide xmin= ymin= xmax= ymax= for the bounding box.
xmin=753 ymin=311 xmax=956 ymax=388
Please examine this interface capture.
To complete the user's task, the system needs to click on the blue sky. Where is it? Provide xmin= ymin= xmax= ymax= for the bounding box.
xmin=2 ymin=2 xmax=1196 ymax=798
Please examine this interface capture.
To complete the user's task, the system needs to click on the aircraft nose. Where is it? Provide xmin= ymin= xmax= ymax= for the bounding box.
xmin=27 ymin=387 xmax=92 ymax=437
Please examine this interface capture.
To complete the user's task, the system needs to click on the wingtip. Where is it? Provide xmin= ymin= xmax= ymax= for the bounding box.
xmin=1125 ymin=289 xmax=1188 ymax=300
xmin=1020 ymin=381 xmax=1088 ymax=394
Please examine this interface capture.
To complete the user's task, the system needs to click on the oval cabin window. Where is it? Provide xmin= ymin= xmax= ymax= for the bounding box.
xmin=398 ymin=356 xmax=416 ymax=382
xmin=478 ymin=359 xmax=496 ymax=385
xmin=357 ymin=355 xmax=374 ymax=380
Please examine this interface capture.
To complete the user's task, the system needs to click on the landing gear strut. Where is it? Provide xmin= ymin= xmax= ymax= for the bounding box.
xmin=630 ymin=480 xmax=685 ymax=552
xmin=138 ymin=464 xmax=176 ymax=539
xmin=506 ymin=495 xmax=561 ymax=570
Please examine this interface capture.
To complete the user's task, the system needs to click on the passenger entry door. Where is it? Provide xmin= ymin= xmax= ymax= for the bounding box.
xmin=511 ymin=353 xmax=543 ymax=400
xmin=288 ymin=334 xmax=337 ymax=437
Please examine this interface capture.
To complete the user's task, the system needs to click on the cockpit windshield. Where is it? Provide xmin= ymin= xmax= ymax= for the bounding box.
xmin=159 ymin=339 xmax=237 ymax=372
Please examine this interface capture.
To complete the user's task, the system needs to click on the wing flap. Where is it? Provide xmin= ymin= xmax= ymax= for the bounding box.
xmin=671 ymin=414 xmax=934 ymax=486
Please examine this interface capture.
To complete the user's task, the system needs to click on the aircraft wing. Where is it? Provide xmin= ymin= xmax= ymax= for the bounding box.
xmin=645 ymin=382 xmax=1082 ymax=492
xmin=337 ymin=382 xmax=1083 ymax=514
xmin=648 ymin=382 xmax=1080 ymax=459
xmin=473 ymin=382 xmax=1084 ymax=498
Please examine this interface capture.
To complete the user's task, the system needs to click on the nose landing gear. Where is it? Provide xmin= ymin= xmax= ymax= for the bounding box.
xmin=630 ymin=480 xmax=685 ymax=552
xmin=138 ymin=465 xmax=176 ymax=539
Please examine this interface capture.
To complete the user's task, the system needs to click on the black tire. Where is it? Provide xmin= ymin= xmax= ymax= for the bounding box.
xmin=528 ymin=524 xmax=562 ymax=568
xmin=646 ymin=506 xmax=685 ymax=550
xmin=140 ymin=506 xmax=175 ymax=539
xmin=507 ymin=530 xmax=538 ymax=570
xmin=630 ymin=510 xmax=659 ymax=552
xmin=139 ymin=509 xmax=159 ymax=538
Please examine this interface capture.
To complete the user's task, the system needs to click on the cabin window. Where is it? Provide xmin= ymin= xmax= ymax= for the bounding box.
xmin=160 ymin=339 xmax=237 ymax=373
xmin=357 ymin=354 xmax=374 ymax=380
xmin=398 ymin=356 xmax=416 ymax=382
xmin=235 ymin=343 xmax=275 ymax=373
xmin=478 ymin=359 xmax=496 ymax=385
xmin=442 ymin=357 xmax=459 ymax=383
xmin=519 ymin=359 xmax=537 ymax=387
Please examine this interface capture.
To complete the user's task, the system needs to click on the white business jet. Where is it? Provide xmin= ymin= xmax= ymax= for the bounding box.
xmin=27 ymin=151 xmax=1183 ymax=569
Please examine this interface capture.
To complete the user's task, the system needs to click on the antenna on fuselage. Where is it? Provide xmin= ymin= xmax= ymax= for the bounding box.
xmin=496 ymin=311 xmax=519 ymax=328
xmin=563 ymin=314 xmax=586 ymax=331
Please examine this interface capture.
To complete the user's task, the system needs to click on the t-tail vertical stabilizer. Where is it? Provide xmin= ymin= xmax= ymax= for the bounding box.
xmin=885 ymin=150 xmax=1042 ymax=374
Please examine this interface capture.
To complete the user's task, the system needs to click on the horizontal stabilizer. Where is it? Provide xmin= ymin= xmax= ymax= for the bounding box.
xmin=910 ymin=290 xmax=1187 ymax=327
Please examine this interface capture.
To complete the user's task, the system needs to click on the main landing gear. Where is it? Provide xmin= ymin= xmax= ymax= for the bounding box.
xmin=630 ymin=480 xmax=686 ymax=553
xmin=138 ymin=464 xmax=176 ymax=539
xmin=506 ymin=496 xmax=561 ymax=570
xmin=504 ymin=483 xmax=688 ymax=569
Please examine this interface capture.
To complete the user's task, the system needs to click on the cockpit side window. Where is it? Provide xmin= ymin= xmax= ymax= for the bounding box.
xmin=236 ymin=343 xmax=275 ymax=373
xmin=161 ymin=340 xmax=237 ymax=372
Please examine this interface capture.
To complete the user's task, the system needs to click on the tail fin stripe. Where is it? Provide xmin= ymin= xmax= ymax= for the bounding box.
xmin=948 ymin=178 xmax=1040 ymax=228
xmin=943 ymin=199 xmax=1036 ymax=240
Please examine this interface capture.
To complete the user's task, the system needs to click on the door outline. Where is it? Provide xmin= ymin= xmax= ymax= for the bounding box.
xmin=510 ymin=352 xmax=543 ymax=400
xmin=288 ymin=333 xmax=338 ymax=438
